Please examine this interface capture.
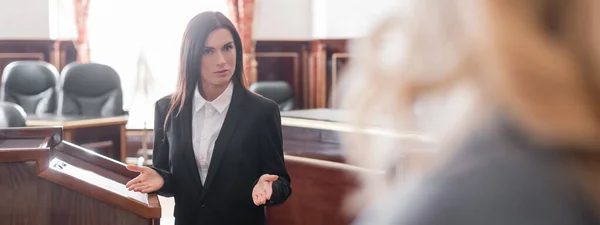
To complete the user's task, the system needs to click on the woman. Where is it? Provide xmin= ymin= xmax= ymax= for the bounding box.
xmin=125 ymin=11 xmax=291 ymax=225
xmin=338 ymin=0 xmax=600 ymax=224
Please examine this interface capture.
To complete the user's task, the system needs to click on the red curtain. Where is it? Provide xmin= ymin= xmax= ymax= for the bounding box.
xmin=73 ymin=0 xmax=91 ymax=63
xmin=226 ymin=0 xmax=256 ymax=87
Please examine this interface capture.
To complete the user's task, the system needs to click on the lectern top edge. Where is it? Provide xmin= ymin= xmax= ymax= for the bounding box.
xmin=0 ymin=126 xmax=63 ymax=148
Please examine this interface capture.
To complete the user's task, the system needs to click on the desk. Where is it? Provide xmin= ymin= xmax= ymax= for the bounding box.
xmin=280 ymin=109 xmax=433 ymax=162
xmin=26 ymin=114 xmax=129 ymax=162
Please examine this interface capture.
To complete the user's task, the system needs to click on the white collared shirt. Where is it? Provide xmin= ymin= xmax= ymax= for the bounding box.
xmin=192 ymin=81 xmax=233 ymax=184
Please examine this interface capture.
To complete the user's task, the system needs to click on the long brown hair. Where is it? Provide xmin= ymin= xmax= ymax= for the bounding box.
xmin=164 ymin=11 xmax=246 ymax=130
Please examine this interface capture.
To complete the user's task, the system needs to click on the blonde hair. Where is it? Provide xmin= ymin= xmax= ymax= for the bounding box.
xmin=337 ymin=0 xmax=600 ymax=209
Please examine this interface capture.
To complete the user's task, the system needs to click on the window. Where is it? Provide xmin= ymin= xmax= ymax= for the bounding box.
xmin=88 ymin=0 xmax=228 ymax=129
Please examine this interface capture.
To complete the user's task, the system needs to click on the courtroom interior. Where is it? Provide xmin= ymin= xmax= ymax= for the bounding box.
xmin=3 ymin=0 xmax=600 ymax=225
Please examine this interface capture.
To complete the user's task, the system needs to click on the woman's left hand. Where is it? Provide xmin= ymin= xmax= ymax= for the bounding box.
xmin=252 ymin=174 xmax=279 ymax=206
xmin=125 ymin=165 xmax=164 ymax=193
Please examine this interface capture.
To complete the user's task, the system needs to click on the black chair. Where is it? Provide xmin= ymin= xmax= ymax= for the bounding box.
xmin=0 ymin=61 xmax=59 ymax=115
xmin=57 ymin=62 xmax=124 ymax=117
xmin=0 ymin=102 xmax=27 ymax=128
xmin=249 ymin=81 xmax=294 ymax=111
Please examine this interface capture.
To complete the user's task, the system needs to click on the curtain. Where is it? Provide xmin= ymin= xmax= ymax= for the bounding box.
xmin=73 ymin=0 xmax=90 ymax=63
xmin=226 ymin=0 xmax=257 ymax=87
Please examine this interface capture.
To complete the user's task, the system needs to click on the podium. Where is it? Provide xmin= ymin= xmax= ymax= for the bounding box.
xmin=0 ymin=127 xmax=161 ymax=225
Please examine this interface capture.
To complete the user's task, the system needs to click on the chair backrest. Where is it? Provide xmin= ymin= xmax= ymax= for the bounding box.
xmin=0 ymin=102 xmax=27 ymax=128
xmin=58 ymin=62 xmax=123 ymax=117
xmin=250 ymin=81 xmax=294 ymax=111
xmin=0 ymin=61 xmax=59 ymax=115
xmin=266 ymin=155 xmax=384 ymax=225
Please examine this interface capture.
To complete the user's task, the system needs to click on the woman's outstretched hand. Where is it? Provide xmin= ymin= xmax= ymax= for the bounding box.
xmin=252 ymin=174 xmax=279 ymax=206
xmin=125 ymin=165 xmax=164 ymax=193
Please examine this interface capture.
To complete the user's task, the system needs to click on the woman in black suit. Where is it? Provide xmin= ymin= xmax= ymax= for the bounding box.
xmin=125 ymin=11 xmax=291 ymax=225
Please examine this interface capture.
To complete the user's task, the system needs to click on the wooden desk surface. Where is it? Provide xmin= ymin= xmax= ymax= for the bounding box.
xmin=281 ymin=108 xmax=350 ymax=123
xmin=26 ymin=114 xmax=129 ymax=129
xmin=281 ymin=109 xmax=433 ymax=141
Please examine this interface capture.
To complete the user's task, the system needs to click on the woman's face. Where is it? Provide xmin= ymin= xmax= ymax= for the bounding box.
xmin=200 ymin=28 xmax=236 ymax=87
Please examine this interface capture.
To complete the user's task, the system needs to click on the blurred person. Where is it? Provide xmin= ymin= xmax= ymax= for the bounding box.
xmin=337 ymin=0 xmax=600 ymax=224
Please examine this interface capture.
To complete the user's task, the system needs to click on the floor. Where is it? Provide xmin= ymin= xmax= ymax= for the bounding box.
xmin=159 ymin=196 xmax=175 ymax=225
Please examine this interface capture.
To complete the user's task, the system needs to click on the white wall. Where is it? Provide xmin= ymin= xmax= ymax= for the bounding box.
xmin=313 ymin=0 xmax=407 ymax=39
xmin=0 ymin=0 xmax=407 ymax=40
xmin=0 ymin=0 xmax=50 ymax=39
xmin=254 ymin=0 xmax=407 ymax=40
xmin=253 ymin=0 xmax=313 ymax=40
xmin=49 ymin=0 xmax=77 ymax=39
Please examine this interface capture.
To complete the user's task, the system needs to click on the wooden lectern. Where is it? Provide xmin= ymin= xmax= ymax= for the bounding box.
xmin=0 ymin=127 xmax=161 ymax=225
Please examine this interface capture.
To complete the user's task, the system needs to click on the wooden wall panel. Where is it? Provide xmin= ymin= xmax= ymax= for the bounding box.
xmin=254 ymin=40 xmax=350 ymax=109
xmin=0 ymin=37 xmax=353 ymax=144
xmin=321 ymin=40 xmax=349 ymax=108
xmin=255 ymin=41 xmax=310 ymax=109
xmin=0 ymin=40 xmax=77 ymax=77
xmin=0 ymin=39 xmax=348 ymax=111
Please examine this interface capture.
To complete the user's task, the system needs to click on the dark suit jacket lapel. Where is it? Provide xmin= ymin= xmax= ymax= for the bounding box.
xmin=174 ymin=99 xmax=204 ymax=189
xmin=201 ymin=82 xmax=246 ymax=198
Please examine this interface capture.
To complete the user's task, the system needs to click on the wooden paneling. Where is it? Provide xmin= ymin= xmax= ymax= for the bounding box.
xmin=0 ymin=52 xmax=44 ymax=73
xmin=308 ymin=41 xmax=326 ymax=108
xmin=0 ymin=40 xmax=77 ymax=77
xmin=255 ymin=41 xmax=309 ymax=109
xmin=254 ymin=40 xmax=350 ymax=109
xmin=321 ymin=40 xmax=348 ymax=107
xmin=0 ymin=38 xmax=348 ymax=111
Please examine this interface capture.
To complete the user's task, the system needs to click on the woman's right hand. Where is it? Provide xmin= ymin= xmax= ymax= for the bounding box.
xmin=125 ymin=165 xmax=165 ymax=193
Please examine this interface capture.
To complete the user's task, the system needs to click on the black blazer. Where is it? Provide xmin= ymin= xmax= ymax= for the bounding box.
xmin=151 ymin=82 xmax=292 ymax=225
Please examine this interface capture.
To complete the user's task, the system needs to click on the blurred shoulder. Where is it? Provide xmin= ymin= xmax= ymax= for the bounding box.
xmin=244 ymin=90 xmax=280 ymax=115
xmin=354 ymin=118 xmax=594 ymax=225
